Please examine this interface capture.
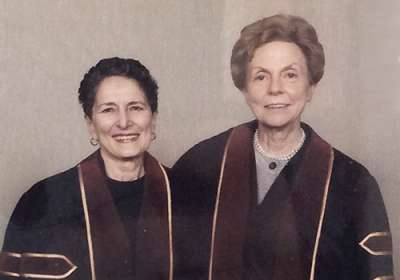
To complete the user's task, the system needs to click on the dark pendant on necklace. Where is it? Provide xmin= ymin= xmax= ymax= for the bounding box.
xmin=269 ymin=162 xmax=277 ymax=170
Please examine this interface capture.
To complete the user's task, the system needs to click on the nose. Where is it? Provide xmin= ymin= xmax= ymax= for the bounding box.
xmin=116 ymin=109 xmax=132 ymax=129
xmin=268 ymin=75 xmax=283 ymax=95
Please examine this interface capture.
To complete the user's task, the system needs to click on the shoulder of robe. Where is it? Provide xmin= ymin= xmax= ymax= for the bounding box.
xmin=172 ymin=127 xmax=233 ymax=175
xmin=9 ymin=167 xmax=80 ymax=229
xmin=331 ymin=148 xmax=378 ymax=190
xmin=171 ymin=127 xmax=233 ymax=213
xmin=330 ymin=148 xmax=389 ymax=226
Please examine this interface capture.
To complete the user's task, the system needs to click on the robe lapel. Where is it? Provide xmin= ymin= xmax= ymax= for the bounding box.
xmin=78 ymin=151 xmax=173 ymax=280
xmin=209 ymin=122 xmax=255 ymax=280
xmin=209 ymin=122 xmax=333 ymax=280
xmin=273 ymin=125 xmax=333 ymax=280
xmin=135 ymin=152 xmax=173 ymax=280
xmin=78 ymin=151 xmax=132 ymax=280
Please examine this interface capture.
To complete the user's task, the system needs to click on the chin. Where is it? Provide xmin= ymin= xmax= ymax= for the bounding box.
xmin=259 ymin=118 xmax=292 ymax=129
xmin=106 ymin=148 xmax=143 ymax=161
xmin=118 ymin=150 xmax=143 ymax=160
xmin=257 ymin=112 xmax=301 ymax=130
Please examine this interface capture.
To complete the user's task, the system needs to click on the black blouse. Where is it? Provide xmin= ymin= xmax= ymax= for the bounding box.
xmin=106 ymin=176 xmax=145 ymax=263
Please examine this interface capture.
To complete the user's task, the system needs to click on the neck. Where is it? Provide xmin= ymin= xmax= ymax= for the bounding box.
xmin=100 ymin=151 xmax=145 ymax=182
xmin=257 ymin=122 xmax=304 ymax=158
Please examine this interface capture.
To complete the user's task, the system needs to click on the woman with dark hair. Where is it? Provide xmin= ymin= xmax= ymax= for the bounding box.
xmin=0 ymin=57 xmax=173 ymax=280
xmin=172 ymin=14 xmax=393 ymax=280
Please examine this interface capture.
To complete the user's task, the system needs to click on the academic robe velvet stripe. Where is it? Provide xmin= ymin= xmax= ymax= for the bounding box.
xmin=0 ymin=150 xmax=173 ymax=280
xmin=172 ymin=121 xmax=394 ymax=280
xmin=208 ymin=122 xmax=334 ymax=280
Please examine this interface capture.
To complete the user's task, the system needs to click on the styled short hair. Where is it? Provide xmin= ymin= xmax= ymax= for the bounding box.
xmin=231 ymin=14 xmax=325 ymax=90
xmin=78 ymin=57 xmax=159 ymax=118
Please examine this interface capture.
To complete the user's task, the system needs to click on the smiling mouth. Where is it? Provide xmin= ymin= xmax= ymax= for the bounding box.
xmin=112 ymin=133 xmax=140 ymax=143
xmin=265 ymin=103 xmax=289 ymax=109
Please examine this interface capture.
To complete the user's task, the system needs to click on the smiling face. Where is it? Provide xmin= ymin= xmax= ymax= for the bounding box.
xmin=87 ymin=76 xmax=156 ymax=163
xmin=243 ymin=41 xmax=314 ymax=131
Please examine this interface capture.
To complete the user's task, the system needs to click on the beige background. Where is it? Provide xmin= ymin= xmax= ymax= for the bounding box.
xmin=0 ymin=0 xmax=399 ymax=277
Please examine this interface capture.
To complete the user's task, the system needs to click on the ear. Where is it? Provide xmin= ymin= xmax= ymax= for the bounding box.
xmin=85 ymin=116 xmax=98 ymax=140
xmin=306 ymin=85 xmax=315 ymax=102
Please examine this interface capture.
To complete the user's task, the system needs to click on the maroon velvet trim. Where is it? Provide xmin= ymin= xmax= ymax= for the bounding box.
xmin=20 ymin=254 xmax=74 ymax=276
xmin=0 ymin=252 xmax=20 ymax=275
xmin=79 ymin=150 xmax=171 ymax=280
xmin=211 ymin=123 xmax=254 ymax=279
xmin=272 ymin=126 xmax=332 ymax=280
xmin=362 ymin=233 xmax=392 ymax=254
xmin=79 ymin=151 xmax=132 ymax=280
xmin=0 ymin=252 xmax=75 ymax=277
xmin=135 ymin=152 xmax=172 ymax=279
xmin=210 ymin=121 xmax=332 ymax=280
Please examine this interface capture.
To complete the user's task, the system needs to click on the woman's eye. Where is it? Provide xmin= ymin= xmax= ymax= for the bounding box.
xmin=254 ymin=74 xmax=266 ymax=81
xmin=285 ymin=72 xmax=298 ymax=79
xmin=129 ymin=106 xmax=144 ymax=111
xmin=101 ymin=107 xmax=114 ymax=113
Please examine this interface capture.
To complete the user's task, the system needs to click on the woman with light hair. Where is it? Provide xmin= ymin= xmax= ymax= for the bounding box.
xmin=172 ymin=14 xmax=393 ymax=280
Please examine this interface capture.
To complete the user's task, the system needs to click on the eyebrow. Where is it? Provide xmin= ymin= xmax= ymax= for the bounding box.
xmin=127 ymin=101 xmax=147 ymax=106
xmin=97 ymin=101 xmax=147 ymax=107
xmin=97 ymin=102 xmax=116 ymax=107
xmin=282 ymin=64 xmax=300 ymax=71
xmin=251 ymin=63 xmax=300 ymax=73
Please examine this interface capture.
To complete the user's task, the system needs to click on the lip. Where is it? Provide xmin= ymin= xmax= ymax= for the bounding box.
xmin=112 ymin=133 xmax=140 ymax=143
xmin=264 ymin=103 xmax=290 ymax=109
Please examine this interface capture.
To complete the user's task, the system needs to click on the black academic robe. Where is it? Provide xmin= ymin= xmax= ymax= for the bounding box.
xmin=0 ymin=150 xmax=173 ymax=280
xmin=172 ymin=121 xmax=393 ymax=280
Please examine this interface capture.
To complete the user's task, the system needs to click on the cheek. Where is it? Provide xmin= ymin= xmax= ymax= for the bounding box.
xmin=243 ymin=89 xmax=263 ymax=106
xmin=93 ymin=118 xmax=115 ymax=135
xmin=137 ymin=114 xmax=155 ymax=132
xmin=289 ymin=84 xmax=312 ymax=101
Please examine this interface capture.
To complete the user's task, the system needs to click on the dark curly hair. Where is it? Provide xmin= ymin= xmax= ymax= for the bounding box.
xmin=231 ymin=14 xmax=325 ymax=90
xmin=78 ymin=57 xmax=159 ymax=118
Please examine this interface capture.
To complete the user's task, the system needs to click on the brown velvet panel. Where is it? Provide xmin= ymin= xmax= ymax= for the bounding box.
xmin=0 ymin=252 xmax=76 ymax=278
xmin=79 ymin=151 xmax=132 ymax=280
xmin=210 ymin=123 xmax=254 ymax=280
xmin=271 ymin=130 xmax=332 ymax=280
xmin=79 ymin=151 xmax=172 ymax=280
xmin=135 ymin=153 xmax=172 ymax=280
xmin=210 ymin=122 xmax=333 ymax=280
xmin=0 ymin=252 xmax=20 ymax=276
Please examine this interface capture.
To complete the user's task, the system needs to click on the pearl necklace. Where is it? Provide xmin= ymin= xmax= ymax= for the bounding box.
xmin=254 ymin=128 xmax=306 ymax=161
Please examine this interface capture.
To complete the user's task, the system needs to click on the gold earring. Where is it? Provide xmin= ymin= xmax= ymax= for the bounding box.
xmin=90 ymin=137 xmax=98 ymax=146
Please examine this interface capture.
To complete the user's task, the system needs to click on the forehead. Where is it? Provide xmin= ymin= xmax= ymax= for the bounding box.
xmin=249 ymin=41 xmax=307 ymax=69
xmin=95 ymin=76 xmax=147 ymax=103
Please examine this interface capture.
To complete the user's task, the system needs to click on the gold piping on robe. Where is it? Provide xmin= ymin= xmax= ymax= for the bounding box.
xmin=373 ymin=276 xmax=394 ymax=280
xmin=78 ymin=165 xmax=96 ymax=280
xmin=309 ymin=148 xmax=334 ymax=280
xmin=359 ymin=232 xmax=392 ymax=256
xmin=21 ymin=253 xmax=77 ymax=279
xmin=158 ymin=163 xmax=174 ymax=280
xmin=208 ymin=132 xmax=233 ymax=280
xmin=0 ymin=252 xmax=21 ymax=277
xmin=0 ymin=252 xmax=77 ymax=279
xmin=0 ymin=270 xmax=19 ymax=277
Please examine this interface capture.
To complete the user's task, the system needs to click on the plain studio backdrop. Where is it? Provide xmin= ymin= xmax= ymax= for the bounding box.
xmin=0 ymin=1 xmax=399 ymax=277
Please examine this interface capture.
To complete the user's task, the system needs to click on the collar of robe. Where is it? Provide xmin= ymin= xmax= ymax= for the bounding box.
xmin=78 ymin=150 xmax=173 ymax=280
xmin=0 ymin=151 xmax=173 ymax=280
xmin=208 ymin=121 xmax=334 ymax=280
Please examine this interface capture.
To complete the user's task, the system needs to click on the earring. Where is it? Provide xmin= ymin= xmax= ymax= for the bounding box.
xmin=90 ymin=137 xmax=98 ymax=146
xmin=151 ymin=132 xmax=156 ymax=141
